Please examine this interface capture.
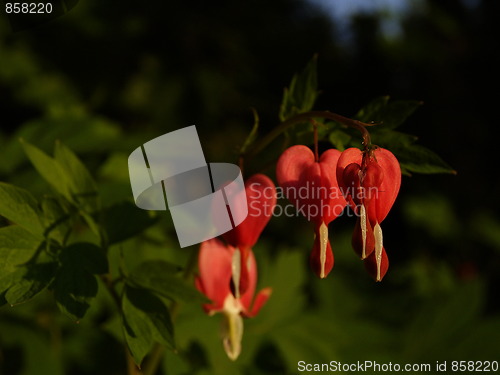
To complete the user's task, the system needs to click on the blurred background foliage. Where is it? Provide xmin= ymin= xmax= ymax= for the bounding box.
xmin=0 ymin=0 xmax=499 ymax=374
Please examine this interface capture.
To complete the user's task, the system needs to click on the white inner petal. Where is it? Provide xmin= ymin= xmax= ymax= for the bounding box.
xmin=222 ymin=302 xmax=244 ymax=361
xmin=373 ymin=222 xmax=383 ymax=281
xmin=231 ymin=248 xmax=241 ymax=299
xmin=360 ymin=204 xmax=367 ymax=259
xmin=319 ymin=221 xmax=329 ymax=278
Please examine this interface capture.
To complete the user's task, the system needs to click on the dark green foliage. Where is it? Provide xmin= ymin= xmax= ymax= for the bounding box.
xmin=0 ymin=1 xmax=498 ymax=374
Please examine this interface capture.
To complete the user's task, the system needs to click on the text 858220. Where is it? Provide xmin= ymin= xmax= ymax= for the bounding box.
xmin=5 ymin=3 xmax=53 ymax=14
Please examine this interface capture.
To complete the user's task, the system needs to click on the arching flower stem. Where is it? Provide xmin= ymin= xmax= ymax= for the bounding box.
xmin=242 ymin=110 xmax=376 ymax=162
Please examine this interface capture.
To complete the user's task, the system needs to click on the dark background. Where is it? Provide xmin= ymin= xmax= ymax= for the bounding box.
xmin=0 ymin=0 xmax=499 ymax=374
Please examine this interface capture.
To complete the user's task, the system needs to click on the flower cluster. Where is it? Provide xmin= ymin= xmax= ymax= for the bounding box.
xmin=196 ymin=146 xmax=401 ymax=360
xmin=276 ymin=145 xmax=347 ymax=278
xmin=336 ymin=147 xmax=401 ymax=281
xmin=277 ymin=145 xmax=401 ymax=281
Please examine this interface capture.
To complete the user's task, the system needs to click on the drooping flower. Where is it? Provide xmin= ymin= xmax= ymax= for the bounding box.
xmin=336 ymin=147 xmax=401 ymax=281
xmin=222 ymin=173 xmax=276 ymax=294
xmin=276 ymin=145 xmax=347 ymax=278
xmin=195 ymin=238 xmax=271 ymax=360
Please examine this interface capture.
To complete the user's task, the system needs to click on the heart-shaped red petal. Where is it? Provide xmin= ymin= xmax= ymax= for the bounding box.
xmin=336 ymin=147 xmax=401 ymax=223
xmin=195 ymin=238 xmax=233 ymax=313
xmin=276 ymin=145 xmax=346 ymax=225
xmin=222 ymin=173 xmax=276 ymax=295
xmin=223 ymin=173 xmax=276 ymax=252
xmin=363 ymin=247 xmax=389 ymax=282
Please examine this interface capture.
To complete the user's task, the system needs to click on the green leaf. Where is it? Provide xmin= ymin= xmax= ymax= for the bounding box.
xmin=122 ymin=286 xmax=175 ymax=365
xmin=2 ymin=113 xmax=121 ymax=175
xmin=4 ymin=249 xmax=57 ymax=306
xmin=53 ymin=141 xmax=99 ymax=212
xmin=0 ymin=226 xmax=41 ymax=273
xmin=41 ymin=197 xmax=72 ymax=243
xmin=370 ymin=129 xmax=418 ymax=147
xmin=53 ymin=263 xmax=98 ymax=321
xmin=21 ymin=139 xmax=100 ymax=212
xmin=101 ymin=201 xmax=157 ymax=245
xmin=381 ymin=100 xmax=422 ymax=130
xmin=60 ymin=242 xmax=108 ymax=275
xmin=127 ymin=260 xmax=208 ymax=304
xmin=279 ymin=55 xmax=319 ymax=121
xmin=0 ymin=182 xmax=44 ymax=237
xmin=53 ymin=242 xmax=107 ymax=320
xmin=355 ymin=96 xmax=422 ymax=130
xmin=0 ymin=226 xmax=42 ymax=303
xmin=395 ymin=144 xmax=456 ymax=175
xmin=21 ymin=139 xmax=72 ymax=199
xmin=368 ymin=127 xmax=456 ymax=175
xmin=355 ymin=96 xmax=390 ymax=123
xmin=122 ymin=309 xmax=153 ymax=366
xmin=81 ymin=211 xmax=102 ymax=240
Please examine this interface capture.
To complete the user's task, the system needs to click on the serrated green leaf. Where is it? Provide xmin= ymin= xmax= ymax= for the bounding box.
xmin=53 ymin=141 xmax=99 ymax=212
xmin=22 ymin=140 xmax=100 ymax=212
xmin=355 ymin=96 xmax=422 ymax=130
xmin=53 ymin=242 xmax=106 ymax=320
xmin=0 ymin=182 xmax=44 ymax=237
xmin=394 ymin=144 xmax=456 ymax=175
xmin=4 ymin=249 xmax=57 ymax=305
xmin=21 ymin=139 xmax=72 ymax=200
xmin=127 ymin=286 xmax=175 ymax=348
xmin=355 ymin=96 xmax=390 ymax=123
xmin=279 ymin=55 xmax=318 ymax=121
xmin=371 ymin=129 xmax=418 ymax=147
xmin=127 ymin=260 xmax=208 ymax=304
xmin=0 ymin=226 xmax=42 ymax=303
xmin=122 ymin=296 xmax=154 ymax=365
xmin=0 ymin=226 xmax=41 ymax=274
xmin=60 ymin=242 xmax=108 ymax=275
xmin=101 ymin=201 xmax=157 ymax=245
xmin=53 ymin=264 xmax=98 ymax=321
xmin=122 ymin=286 xmax=175 ymax=365
xmin=2 ymin=113 xmax=121 ymax=175
xmin=381 ymin=100 xmax=422 ymax=130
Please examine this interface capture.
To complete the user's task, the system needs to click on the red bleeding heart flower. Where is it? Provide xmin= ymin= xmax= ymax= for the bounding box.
xmin=222 ymin=173 xmax=276 ymax=295
xmin=195 ymin=238 xmax=271 ymax=360
xmin=276 ymin=145 xmax=347 ymax=278
xmin=336 ymin=147 xmax=401 ymax=281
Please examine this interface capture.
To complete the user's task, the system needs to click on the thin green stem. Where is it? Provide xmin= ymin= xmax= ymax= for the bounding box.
xmin=141 ymin=247 xmax=200 ymax=375
xmin=142 ymin=345 xmax=164 ymax=375
xmin=99 ymin=274 xmax=142 ymax=375
xmin=312 ymin=120 xmax=319 ymax=162
xmin=242 ymin=110 xmax=374 ymax=161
